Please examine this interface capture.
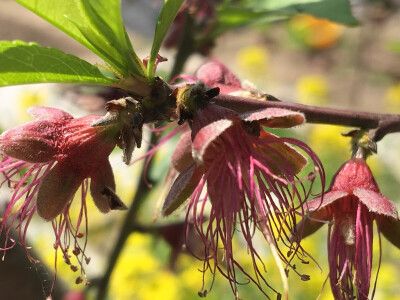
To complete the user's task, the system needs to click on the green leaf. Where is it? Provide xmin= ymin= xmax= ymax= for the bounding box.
xmin=248 ymin=0 xmax=359 ymax=26
xmin=214 ymin=0 xmax=358 ymax=35
xmin=147 ymin=0 xmax=184 ymax=81
xmin=292 ymin=0 xmax=358 ymax=25
xmin=216 ymin=7 xmax=284 ymax=31
xmin=15 ymin=0 xmax=146 ymax=78
xmin=0 ymin=41 xmax=116 ymax=86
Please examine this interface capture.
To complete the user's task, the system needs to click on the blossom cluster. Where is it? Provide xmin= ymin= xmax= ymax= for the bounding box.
xmin=0 ymin=60 xmax=399 ymax=300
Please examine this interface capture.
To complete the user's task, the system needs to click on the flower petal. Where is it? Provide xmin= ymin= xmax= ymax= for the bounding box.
xmin=191 ymin=105 xmax=239 ymax=136
xmin=37 ymin=162 xmax=82 ymax=220
xmin=331 ymin=158 xmax=380 ymax=193
xmin=305 ymin=190 xmax=348 ymax=211
xmin=295 ymin=209 xmax=331 ymax=240
xmin=241 ymin=108 xmax=305 ymax=128
xmin=27 ymin=106 xmax=73 ymax=121
xmin=195 ymin=60 xmax=242 ymax=94
xmin=171 ymin=130 xmax=194 ymax=172
xmin=259 ymin=131 xmax=308 ymax=174
xmin=163 ymin=164 xmax=203 ymax=216
xmin=353 ymin=188 xmax=399 ymax=219
xmin=192 ymin=119 xmax=233 ymax=165
xmin=0 ymin=120 xmax=58 ymax=163
xmin=90 ymin=160 xmax=127 ymax=213
xmin=377 ymin=216 xmax=400 ymax=249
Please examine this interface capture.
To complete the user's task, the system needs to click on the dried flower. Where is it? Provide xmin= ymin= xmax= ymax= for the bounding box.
xmin=0 ymin=104 xmax=133 ymax=285
xmin=164 ymin=103 xmax=324 ymax=297
xmin=302 ymin=157 xmax=400 ymax=300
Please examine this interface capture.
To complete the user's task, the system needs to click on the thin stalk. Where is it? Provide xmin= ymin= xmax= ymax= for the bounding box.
xmin=259 ymin=222 xmax=289 ymax=300
xmin=168 ymin=13 xmax=195 ymax=81
xmin=96 ymin=134 xmax=157 ymax=300
xmin=214 ymin=94 xmax=400 ymax=141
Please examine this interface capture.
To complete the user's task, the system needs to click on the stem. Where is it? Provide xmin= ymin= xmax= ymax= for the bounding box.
xmin=214 ymin=94 xmax=400 ymax=141
xmin=168 ymin=13 xmax=195 ymax=81
xmin=368 ymin=119 xmax=400 ymax=142
xmin=96 ymin=135 xmax=157 ymax=300
xmin=259 ymin=222 xmax=289 ymax=300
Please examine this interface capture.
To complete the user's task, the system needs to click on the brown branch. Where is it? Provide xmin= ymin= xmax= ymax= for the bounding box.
xmin=213 ymin=94 xmax=400 ymax=141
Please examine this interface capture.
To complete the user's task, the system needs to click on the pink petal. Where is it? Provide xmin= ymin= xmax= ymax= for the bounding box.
xmin=377 ymin=216 xmax=400 ymax=249
xmin=306 ymin=190 xmax=348 ymax=211
xmin=259 ymin=131 xmax=307 ymax=175
xmin=142 ymin=54 xmax=167 ymax=73
xmin=27 ymin=106 xmax=73 ymax=121
xmin=37 ymin=161 xmax=83 ymax=220
xmin=241 ymin=108 xmax=305 ymax=128
xmin=195 ymin=60 xmax=242 ymax=94
xmin=90 ymin=160 xmax=127 ymax=213
xmin=0 ymin=120 xmax=58 ymax=163
xmin=60 ymin=115 xmax=116 ymax=169
xmin=171 ymin=130 xmax=194 ymax=172
xmin=61 ymin=291 xmax=86 ymax=300
xmin=296 ymin=209 xmax=331 ymax=240
xmin=353 ymin=188 xmax=399 ymax=219
xmin=331 ymin=158 xmax=380 ymax=193
xmin=192 ymin=119 xmax=233 ymax=165
xmin=163 ymin=164 xmax=203 ymax=216
xmin=191 ymin=105 xmax=239 ymax=137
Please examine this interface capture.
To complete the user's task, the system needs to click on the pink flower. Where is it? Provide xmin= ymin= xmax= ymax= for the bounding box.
xmin=164 ymin=104 xmax=324 ymax=297
xmin=0 ymin=106 xmax=128 ymax=285
xmin=194 ymin=59 xmax=242 ymax=94
xmin=171 ymin=59 xmax=243 ymax=95
xmin=303 ymin=158 xmax=400 ymax=300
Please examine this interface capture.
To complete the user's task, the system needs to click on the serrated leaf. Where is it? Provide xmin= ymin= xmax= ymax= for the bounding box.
xmin=15 ymin=0 xmax=146 ymax=78
xmin=147 ymin=0 xmax=184 ymax=81
xmin=0 ymin=41 xmax=116 ymax=86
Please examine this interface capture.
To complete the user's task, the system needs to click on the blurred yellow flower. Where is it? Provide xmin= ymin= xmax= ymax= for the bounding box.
xmin=296 ymin=75 xmax=329 ymax=105
xmin=385 ymin=82 xmax=400 ymax=104
xmin=37 ymin=233 xmax=83 ymax=291
xmin=385 ymin=82 xmax=400 ymax=113
xmin=289 ymin=14 xmax=343 ymax=49
xmin=308 ymin=124 xmax=349 ymax=160
xmin=236 ymin=45 xmax=269 ymax=79
xmin=18 ymin=88 xmax=49 ymax=122
xmin=110 ymin=233 xmax=179 ymax=300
